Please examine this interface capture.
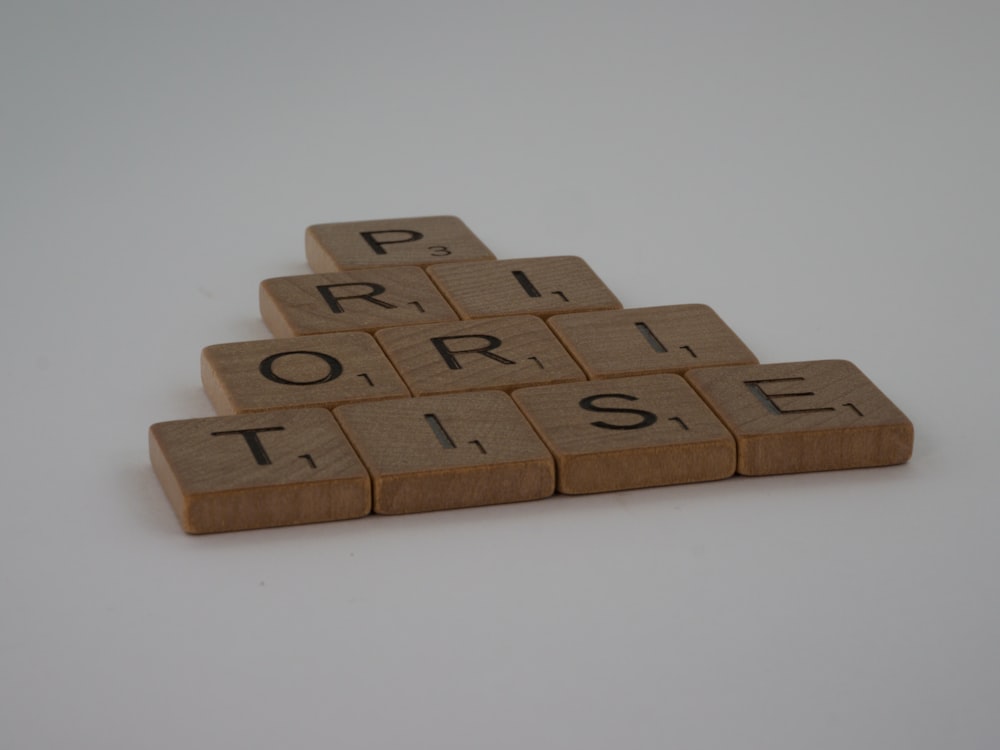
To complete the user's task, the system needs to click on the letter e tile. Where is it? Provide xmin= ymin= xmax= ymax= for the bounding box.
xmin=149 ymin=409 xmax=371 ymax=533
xmin=334 ymin=391 xmax=555 ymax=514
xmin=512 ymin=375 xmax=735 ymax=494
xmin=686 ymin=360 xmax=914 ymax=475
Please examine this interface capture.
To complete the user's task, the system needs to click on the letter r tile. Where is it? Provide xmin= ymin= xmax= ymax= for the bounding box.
xmin=685 ymin=360 xmax=914 ymax=475
xmin=149 ymin=409 xmax=371 ymax=533
xmin=334 ymin=391 xmax=555 ymax=514
xmin=512 ymin=375 xmax=735 ymax=494
xmin=375 ymin=315 xmax=586 ymax=396
xmin=547 ymin=304 xmax=758 ymax=378
xmin=260 ymin=267 xmax=459 ymax=336
xmin=306 ymin=215 xmax=496 ymax=272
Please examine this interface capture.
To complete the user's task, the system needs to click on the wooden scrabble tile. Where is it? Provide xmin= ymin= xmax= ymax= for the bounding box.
xmin=548 ymin=304 xmax=758 ymax=379
xmin=685 ymin=360 xmax=913 ymax=475
xmin=201 ymin=332 xmax=409 ymax=414
xmin=334 ymin=391 xmax=554 ymax=514
xmin=260 ymin=267 xmax=460 ymax=337
xmin=512 ymin=375 xmax=735 ymax=494
xmin=375 ymin=315 xmax=586 ymax=396
xmin=149 ymin=409 xmax=371 ymax=533
xmin=426 ymin=256 xmax=622 ymax=319
xmin=306 ymin=215 xmax=496 ymax=272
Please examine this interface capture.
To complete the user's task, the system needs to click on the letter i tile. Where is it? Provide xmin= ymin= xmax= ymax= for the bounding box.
xmin=512 ymin=374 xmax=736 ymax=494
xmin=334 ymin=391 xmax=555 ymax=514
xmin=426 ymin=256 xmax=622 ymax=319
xmin=149 ymin=409 xmax=371 ymax=533
xmin=548 ymin=304 xmax=757 ymax=378
xmin=686 ymin=360 xmax=914 ymax=475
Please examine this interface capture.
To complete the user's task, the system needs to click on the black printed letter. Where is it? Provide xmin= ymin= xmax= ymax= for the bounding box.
xmin=259 ymin=351 xmax=343 ymax=385
xmin=210 ymin=426 xmax=286 ymax=465
xmin=360 ymin=229 xmax=424 ymax=255
xmin=579 ymin=394 xmax=658 ymax=430
xmin=744 ymin=378 xmax=836 ymax=415
xmin=430 ymin=335 xmax=516 ymax=370
xmin=316 ymin=282 xmax=395 ymax=313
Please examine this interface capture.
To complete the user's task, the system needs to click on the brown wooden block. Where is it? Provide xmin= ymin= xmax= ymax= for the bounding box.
xmin=375 ymin=315 xmax=586 ymax=396
xmin=334 ymin=391 xmax=554 ymax=515
xmin=306 ymin=215 xmax=496 ymax=272
xmin=426 ymin=256 xmax=622 ymax=319
xmin=512 ymin=375 xmax=735 ymax=494
xmin=149 ymin=409 xmax=371 ymax=534
xmin=201 ymin=332 xmax=409 ymax=414
xmin=260 ymin=267 xmax=460 ymax=337
xmin=548 ymin=304 xmax=758 ymax=379
xmin=685 ymin=360 xmax=913 ymax=476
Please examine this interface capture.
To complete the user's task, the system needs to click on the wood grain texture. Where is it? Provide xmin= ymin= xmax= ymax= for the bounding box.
xmin=306 ymin=215 xmax=496 ymax=272
xmin=426 ymin=256 xmax=622 ymax=319
xmin=201 ymin=332 xmax=410 ymax=414
xmin=375 ymin=315 xmax=586 ymax=396
xmin=334 ymin=391 xmax=555 ymax=514
xmin=512 ymin=375 xmax=735 ymax=494
xmin=149 ymin=409 xmax=371 ymax=533
xmin=685 ymin=359 xmax=914 ymax=475
xmin=548 ymin=304 xmax=758 ymax=379
xmin=260 ymin=267 xmax=459 ymax=337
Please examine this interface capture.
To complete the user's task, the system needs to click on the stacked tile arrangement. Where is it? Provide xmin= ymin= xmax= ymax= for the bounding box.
xmin=149 ymin=216 xmax=914 ymax=534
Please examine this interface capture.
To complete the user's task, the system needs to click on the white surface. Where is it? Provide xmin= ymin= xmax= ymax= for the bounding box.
xmin=2 ymin=3 xmax=998 ymax=748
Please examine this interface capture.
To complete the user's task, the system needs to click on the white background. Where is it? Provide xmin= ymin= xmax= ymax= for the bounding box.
xmin=2 ymin=2 xmax=998 ymax=748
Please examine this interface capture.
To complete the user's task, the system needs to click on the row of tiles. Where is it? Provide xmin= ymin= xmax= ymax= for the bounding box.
xmin=261 ymin=256 xmax=624 ymax=336
xmin=203 ymin=305 xmax=757 ymax=414
xmin=151 ymin=364 xmax=913 ymax=534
